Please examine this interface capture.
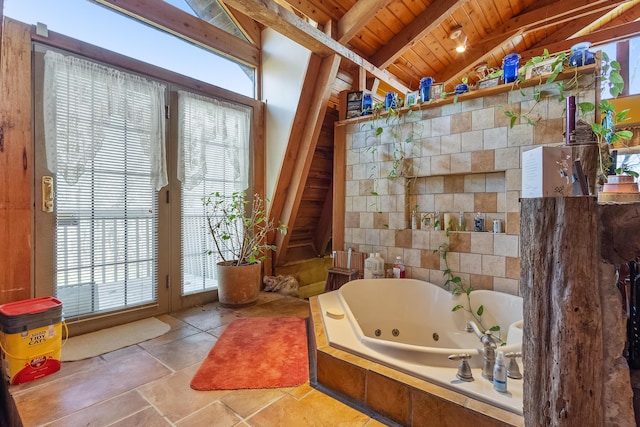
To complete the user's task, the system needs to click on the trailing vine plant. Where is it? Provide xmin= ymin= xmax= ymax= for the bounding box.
xmin=501 ymin=48 xmax=632 ymax=179
xmin=434 ymin=239 xmax=504 ymax=344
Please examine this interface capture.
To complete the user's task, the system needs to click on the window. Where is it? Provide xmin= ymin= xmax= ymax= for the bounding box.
xmin=178 ymin=91 xmax=252 ymax=294
xmin=43 ymin=50 xmax=167 ymax=319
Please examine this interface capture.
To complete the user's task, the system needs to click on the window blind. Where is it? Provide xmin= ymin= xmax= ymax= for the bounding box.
xmin=178 ymin=91 xmax=252 ymax=294
xmin=43 ymin=50 xmax=166 ymax=319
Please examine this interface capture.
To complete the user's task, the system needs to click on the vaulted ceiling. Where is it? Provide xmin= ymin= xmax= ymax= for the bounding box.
xmin=195 ymin=0 xmax=640 ymax=106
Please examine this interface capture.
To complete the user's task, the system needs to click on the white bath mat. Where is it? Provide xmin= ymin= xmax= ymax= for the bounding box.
xmin=61 ymin=317 xmax=170 ymax=362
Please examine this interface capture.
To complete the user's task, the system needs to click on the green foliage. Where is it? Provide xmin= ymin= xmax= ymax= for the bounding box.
xmin=203 ymin=191 xmax=286 ymax=266
xmin=434 ymin=243 xmax=502 ymax=342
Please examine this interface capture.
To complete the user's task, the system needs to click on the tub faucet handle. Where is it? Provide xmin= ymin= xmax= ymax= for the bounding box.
xmin=504 ymin=351 xmax=523 ymax=379
xmin=448 ymin=353 xmax=473 ymax=382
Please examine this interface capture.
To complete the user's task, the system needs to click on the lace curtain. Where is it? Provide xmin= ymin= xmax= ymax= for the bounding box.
xmin=43 ymin=50 xmax=168 ymax=190
xmin=177 ymin=91 xmax=251 ymax=190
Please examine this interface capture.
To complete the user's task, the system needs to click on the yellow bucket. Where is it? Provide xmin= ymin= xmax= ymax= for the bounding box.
xmin=0 ymin=297 xmax=64 ymax=384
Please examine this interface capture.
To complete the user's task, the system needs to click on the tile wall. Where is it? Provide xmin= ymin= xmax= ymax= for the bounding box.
xmin=340 ymin=77 xmax=596 ymax=297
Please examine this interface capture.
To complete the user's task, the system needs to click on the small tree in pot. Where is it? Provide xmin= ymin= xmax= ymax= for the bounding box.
xmin=203 ymin=191 xmax=286 ymax=307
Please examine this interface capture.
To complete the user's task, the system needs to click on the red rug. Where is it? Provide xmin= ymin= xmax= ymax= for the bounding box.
xmin=190 ymin=317 xmax=309 ymax=390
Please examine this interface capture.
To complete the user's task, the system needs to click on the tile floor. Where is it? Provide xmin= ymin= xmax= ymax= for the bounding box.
xmin=4 ymin=292 xmax=388 ymax=427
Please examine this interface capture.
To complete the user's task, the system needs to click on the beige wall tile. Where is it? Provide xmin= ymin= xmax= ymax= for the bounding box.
xmin=444 ymin=175 xmax=465 ymax=193
xmin=484 ymin=127 xmax=508 ymax=149
xmin=484 ymin=92 xmax=509 ymax=108
xmin=493 ymin=277 xmax=519 ymax=296
xmin=474 ymin=192 xmax=498 ymax=213
xmin=346 ymin=180 xmax=359 ymax=197
xmin=365 ymin=229 xmax=381 ymax=245
xmin=404 ymin=248 xmax=421 ymax=268
xmin=472 ymin=107 xmax=496 ymax=131
xmin=505 ymin=168 xmax=522 ymax=191
xmin=440 ymin=251 xmax=460 ymax=272
xmin=441 ymin=133 xmax=462 ymax=154
xmin=506 ymin=256 xmax=521 ymax=280
xmin=422 ymin=105 xmax=443 ymax=119
xmin=534 ymin=118 xmax=564 ymax=145
xmin=465 ymin=174 xmax=486 ymax=192
xmin=507 ymin=123 xmax=534 ymax=147
xmin=388 ymin=212 xmax=406 ymax=230
xmin=416 ymin=194 xmax=436 ymax=212
xmin=345 ymin=212 xmax=360 ymax=228
xmin=421 ymin=136 xmax=441 ymax=156
xmin=486 ymin=172 xmax=506 ymax=192
xmin=495 ymin=147 xmax=520 ymax=170
xmin=493 ymin=234 xmax=519 ymax=257
xmin=453 ymin=193 xmax=475 ymax=212
xmin=451 ymin=111 xmax=472 ymax=134
xmin=461 ymin=97 xmax=484 ymax=112
xmin=412 ymin=231 xmax=430 ymax=250
xmin=424 ymin=176 xmax=445 ymax=193
xmin=470 ymin=273 xmax=494 ymax=290
xmin=431 ymin=154 xmax=452 ymax=174
xmin=395 ymin=229 xmax=413 ymax=248
xmin=482 ymin=254 xmax=506 ymax=277
xmin=495 ymin=103 xmax=520 ymax=128
xmin=442 ymin=101 xmax=462 ymax=116
xmin=460 ymin=252 xmax=482 ymax=274
xmin=451 ymin=152 xmax=472 ymax=174
xmin=432 ymin=115 xmax=452 ymax=136
xmin=461 ymin=130 xmax=484 ymax=152
xmin=449 ymin=231 xmax=471 ymax=252
xmin=472 ymin=150 xmax=495 ymax=172
xmin=506 ymin=212 xmax=520 ymax=235
xmin=421 ymin=249 xmax=441 ymax=269
xmin=434 ymin=193 xmax=454 ymax=212
xmin=352 ymin=227 xmax=366 ymax=244
xmin=471 ymin=233 xmax=494 ymax=254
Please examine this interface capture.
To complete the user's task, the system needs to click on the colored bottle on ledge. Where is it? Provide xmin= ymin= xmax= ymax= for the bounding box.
xmin=393 ymin=256 xmax=406 ymax=278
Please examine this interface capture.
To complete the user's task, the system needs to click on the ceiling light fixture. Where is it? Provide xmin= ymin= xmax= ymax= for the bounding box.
xmin=449 ymin=25 xmax=467 ymax=53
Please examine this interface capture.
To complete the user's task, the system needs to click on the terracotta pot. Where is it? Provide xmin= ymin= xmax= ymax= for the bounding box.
xmin=216 ymin=261 xmax=261 ymax=308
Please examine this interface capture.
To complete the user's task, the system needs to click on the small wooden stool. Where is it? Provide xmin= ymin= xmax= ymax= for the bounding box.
xmin=324 ymin=268 xmax=359 ymax=292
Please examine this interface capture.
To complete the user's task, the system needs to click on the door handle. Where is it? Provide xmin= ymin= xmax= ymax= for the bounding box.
xmin=42 ymin=176 xmax=54 ymax=212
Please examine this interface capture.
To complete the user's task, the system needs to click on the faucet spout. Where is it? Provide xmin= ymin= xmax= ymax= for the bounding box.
xmin=466 ymin=320 xmax=483 ymax=339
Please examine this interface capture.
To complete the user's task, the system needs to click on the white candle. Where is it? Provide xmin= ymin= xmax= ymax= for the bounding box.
xmin=444 ymin=213 xmax=451 ymax=230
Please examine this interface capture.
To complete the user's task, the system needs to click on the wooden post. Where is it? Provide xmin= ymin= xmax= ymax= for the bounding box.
xmin=570 ymin=143 xmax=600 ymax=195
xmin=520 ymin=196 xmax=636 ymax=426
xmin=521 ymin=197 xmax=603 ymax=426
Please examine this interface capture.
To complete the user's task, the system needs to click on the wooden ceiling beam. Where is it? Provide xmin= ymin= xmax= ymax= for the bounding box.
xmin=526 ymin=8 xmax=616 ymax=47
xmin=93 ymin=0 xmax=260 ymax=68
xmin=223 ymin=4 xmax=263 ymax=46
xmin=480 ymin=0 xmax=627 ymax=45
xmin=271 ymin=53 xmax=341 ymax=266
xmin=440 ymin=0 xmax=629 ymax=90
xmin=369 ymin=0 xmax=467 ymax=70
xmin=337 ymin=0 xmax=394 ymax=44
xmin=221 ymin=0 xmax=410 ymax=93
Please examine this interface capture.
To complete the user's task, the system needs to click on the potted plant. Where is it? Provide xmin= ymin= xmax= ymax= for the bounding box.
xmin=203 ymin=191 xmax=286 ymax=307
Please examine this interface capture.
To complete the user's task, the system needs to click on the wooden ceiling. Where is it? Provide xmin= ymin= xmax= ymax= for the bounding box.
xmin=215 ymin=0 xmax=640 ymax=104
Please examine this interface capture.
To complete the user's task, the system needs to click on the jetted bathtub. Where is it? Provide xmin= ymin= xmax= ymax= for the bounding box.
xmin=317 ymin=278 xmax=524 ymax=415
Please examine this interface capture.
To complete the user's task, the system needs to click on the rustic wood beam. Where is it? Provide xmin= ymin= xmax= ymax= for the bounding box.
xmin=271 ymin=54 xmax=341 ymax=266
xmin=93 ymin=0 xmax=260 ymax=68
xmin=0 ymin=19 xmax=33 ymax=304
xmin=441 ymin=0 xmax=628 ymax=91
xmin=369 ymin=0 xmax=466 ymax=70
xmin=479 ymin=0 xmax=626 ymax=46
xmin=221 ymin=0 xmax=410 ymax=94
xmin=332 ymin=123 xmax=346 ymax=252
xmin=518 ymin=20 xmax=640 ymax=63
xmin=223 ymin=4 xmax=263 ymax=46
xmin=337 ymin=0 xmax=393 ymax=44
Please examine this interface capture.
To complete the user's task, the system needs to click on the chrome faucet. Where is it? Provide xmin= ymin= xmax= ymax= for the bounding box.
xmin=467 ymin=322 xmax=498 ymax=381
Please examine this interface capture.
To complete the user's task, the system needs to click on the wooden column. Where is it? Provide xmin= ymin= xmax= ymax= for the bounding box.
xmin=0 ymin=19 xmax=33 ymax=304
xmin=520 ymin=196 xmax=636 ymax=426
xmin=570 ymin=143 xmax=600 ymax=195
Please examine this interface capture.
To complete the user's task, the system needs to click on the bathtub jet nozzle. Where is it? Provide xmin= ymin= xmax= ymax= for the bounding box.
xmin=448 ymin=353 xmax=473 ymax=382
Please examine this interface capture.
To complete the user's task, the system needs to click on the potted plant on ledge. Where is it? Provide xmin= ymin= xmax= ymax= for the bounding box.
xmin=204 ymin=191 xmax=286 ymax=307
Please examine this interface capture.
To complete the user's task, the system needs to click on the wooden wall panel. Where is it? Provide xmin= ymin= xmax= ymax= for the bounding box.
xmin=0 ymin=19 xmax=33 ymax=304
